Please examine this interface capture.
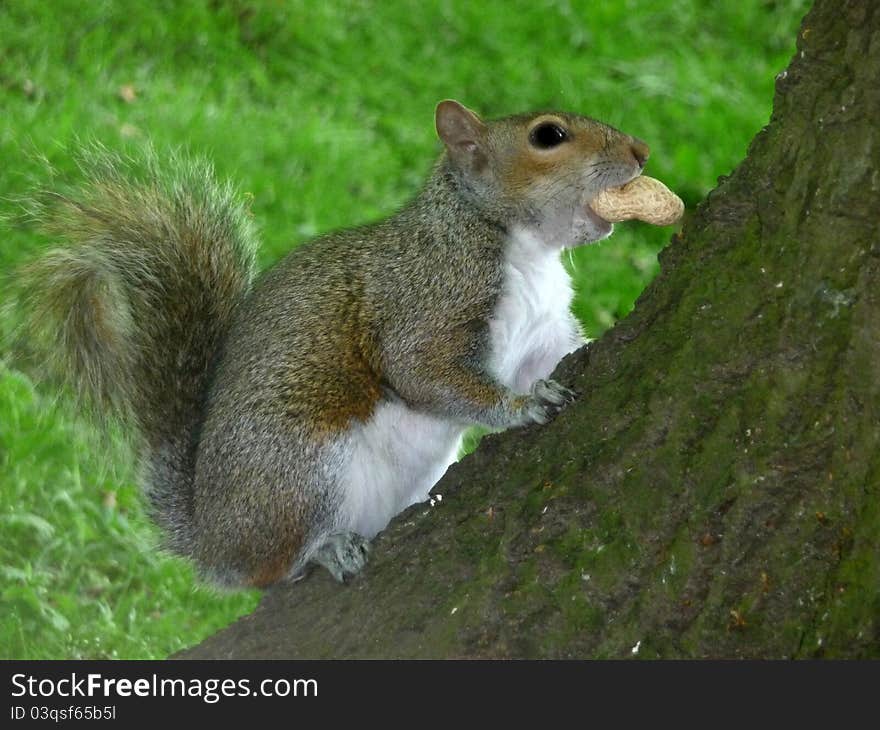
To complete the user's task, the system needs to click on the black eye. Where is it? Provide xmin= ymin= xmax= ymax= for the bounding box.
xmin=529 ymin=122 xmax=568 ymax=149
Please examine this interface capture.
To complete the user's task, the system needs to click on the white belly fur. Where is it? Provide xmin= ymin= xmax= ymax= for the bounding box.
xmin=488 ymin=227 xmax=584 ymax=393
xmin=338 ymin=400 xmax=462 ymax=538
xmin=336 ymin=228 xmax=581 ymax=539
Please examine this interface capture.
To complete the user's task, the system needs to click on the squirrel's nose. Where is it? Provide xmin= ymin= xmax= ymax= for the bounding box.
xmin=630 ymin=139 xmax=650 ymax=169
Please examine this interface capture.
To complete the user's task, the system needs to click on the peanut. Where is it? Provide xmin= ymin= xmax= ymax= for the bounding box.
xmin=590 ymin=176 xmax=684 ymax=226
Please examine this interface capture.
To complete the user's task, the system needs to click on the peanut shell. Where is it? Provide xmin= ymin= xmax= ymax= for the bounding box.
xmin=590 ymin=176 xmax=684 ymax=226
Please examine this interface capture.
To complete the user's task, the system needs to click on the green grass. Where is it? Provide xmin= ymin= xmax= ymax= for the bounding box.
xmin=0 ymin=0 xmax=810 ymax=658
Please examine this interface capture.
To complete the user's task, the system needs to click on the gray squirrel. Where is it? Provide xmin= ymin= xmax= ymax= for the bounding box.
xmin=21 ymin=100 xmax=650 ymax=587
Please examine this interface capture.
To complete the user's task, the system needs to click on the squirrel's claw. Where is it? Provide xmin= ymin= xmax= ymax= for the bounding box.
xmin=522 ymin=379 xmax=577 ymax=425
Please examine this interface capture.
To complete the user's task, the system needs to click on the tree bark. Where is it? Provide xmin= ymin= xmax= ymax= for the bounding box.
xmin=179 ymin=0 xmax=879 ymax=659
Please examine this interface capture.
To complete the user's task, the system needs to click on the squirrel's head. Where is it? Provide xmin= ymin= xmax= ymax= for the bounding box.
xmin=436 ymin=100 xmax=649 ymax=249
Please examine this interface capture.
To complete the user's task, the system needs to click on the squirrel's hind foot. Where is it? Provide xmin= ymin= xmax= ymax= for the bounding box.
xmin=311 ymin=532 xmax=371 ymax=583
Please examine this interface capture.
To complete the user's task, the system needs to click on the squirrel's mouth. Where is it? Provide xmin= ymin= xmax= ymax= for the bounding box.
xmin=582 ymin=168 xmax=641 ymax=228
xmin=584 ymin=203 xmax=611 ymax=227
xmin=578 ymin=200 xmax=614 ymax=243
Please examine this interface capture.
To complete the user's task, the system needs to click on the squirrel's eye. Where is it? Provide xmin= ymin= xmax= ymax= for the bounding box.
xmin=529 ymin=122 xmax=568 ymax=149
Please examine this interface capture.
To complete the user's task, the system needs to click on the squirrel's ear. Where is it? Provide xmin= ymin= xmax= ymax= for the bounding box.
xmin=435 ymin=100 xmax=488 ymax=171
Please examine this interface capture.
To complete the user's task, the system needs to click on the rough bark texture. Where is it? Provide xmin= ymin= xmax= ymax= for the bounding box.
xmin=180 ymin=0 xmax=879 ymax=659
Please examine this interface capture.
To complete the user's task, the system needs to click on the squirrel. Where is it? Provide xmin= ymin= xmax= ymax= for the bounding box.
xmin=20 ymin=100 xmax=649 ymax=588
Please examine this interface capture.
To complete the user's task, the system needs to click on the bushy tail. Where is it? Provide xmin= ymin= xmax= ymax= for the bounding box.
xmin=17 ymin=145 xmax=258 ymax=555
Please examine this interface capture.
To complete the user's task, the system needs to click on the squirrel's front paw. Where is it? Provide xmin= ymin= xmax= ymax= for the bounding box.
xmin=517 ymin=379 xmax=577 ymax=426
xmin=312 ymin=532 xmax=371 ymax=584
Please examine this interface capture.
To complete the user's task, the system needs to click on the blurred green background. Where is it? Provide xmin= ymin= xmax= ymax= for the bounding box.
xmin=0 ymin=0 xmax=810 ymax=658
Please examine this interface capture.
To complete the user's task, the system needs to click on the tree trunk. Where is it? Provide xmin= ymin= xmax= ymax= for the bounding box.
xmin=179 ymin=0 xmax=879 ymax=659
